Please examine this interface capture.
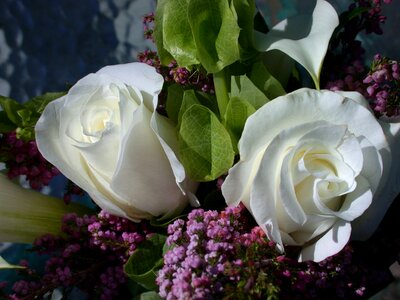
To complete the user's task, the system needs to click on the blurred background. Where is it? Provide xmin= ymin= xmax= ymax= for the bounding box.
xmin=0 ymin=0 xmax=399 ymax=298
xmin=0 ymin=0 xmax=398 ymax=102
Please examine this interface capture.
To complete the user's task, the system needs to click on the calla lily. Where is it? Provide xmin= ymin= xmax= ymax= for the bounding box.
xmin=255 ymin=0 xmax=339 ymax=89
xmin=0 ymin=174 xmax=92 ymax=243
xmin=0 ymin=255 xmax=25 ymax=269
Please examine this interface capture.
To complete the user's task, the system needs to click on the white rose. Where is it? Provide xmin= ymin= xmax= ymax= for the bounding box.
xmin=35 ymin=63 xmax=197 ymax=220
xmin=222 ymin=88 xmax=400 ymax=262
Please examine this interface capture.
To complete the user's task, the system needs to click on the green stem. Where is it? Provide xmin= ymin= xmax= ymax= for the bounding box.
xmin=213 ymin=69 xmax=229 ymax=119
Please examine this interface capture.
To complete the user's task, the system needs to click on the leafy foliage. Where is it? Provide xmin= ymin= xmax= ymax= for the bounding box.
xmin=155 ymin=0 xmax=258 ymax=73
xmin=124 ymin=234 xmax=167 ymax=291
xmin=179 ymin=104 xmax=234 ymax=181
xmin=0 ymin=92 xmax=65 ymax=140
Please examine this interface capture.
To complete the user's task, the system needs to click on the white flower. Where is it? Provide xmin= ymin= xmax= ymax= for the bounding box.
xmin=256 ymin=0 xmax=339 ymax=88
xmin=222 ymin=88 xmax=400 ymax=262
xmin=35 ymin=63 xmax=197 ymax=221
xmin=0 ymin=173 xmax=90 ymax=243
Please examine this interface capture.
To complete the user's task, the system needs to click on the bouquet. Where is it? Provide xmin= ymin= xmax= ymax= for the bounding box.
xmin=0 ymin=0 xmax=399 ymax=299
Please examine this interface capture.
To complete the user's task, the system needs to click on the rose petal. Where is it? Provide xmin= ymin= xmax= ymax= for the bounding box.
xmin=224 ymin=89 xmax=387 ymax=209
xmin=111 ymin=104 xmax=187 ymax=217
xmin=298 ymin=219 xmax=351 ymax=262
xmin=238 ymin=89 xmax=387 ymax=159
xmin=97 ymin=62 xmax=164 ymax=100
xmin=288 ymin=216 xmax=337 ymax=245
xmin=248 ymin=122 xmax=331 ymax=246
xmin=222 ymin=88 xmax=391 ymax=262
xmin=36 ymin=97 xmax=95 ymax=193
xmin=352 ymin=122 xmax=400 ymax=239
xmin=337 ymin=176 xmax=372 ymax=221
xmin=337 ymin=133 xmax=364 ymax=177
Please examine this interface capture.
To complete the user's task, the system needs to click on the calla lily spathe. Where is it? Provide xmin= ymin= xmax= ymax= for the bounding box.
xmin=222 ymin=88 xmax=400 ymax=262
xmin=256 ymin=0 xmax=339 ymax=89
xmin=35 ymin=63 xmax=197 ymax=221
xmin=0 ymin=173 xmax=90 ymax=243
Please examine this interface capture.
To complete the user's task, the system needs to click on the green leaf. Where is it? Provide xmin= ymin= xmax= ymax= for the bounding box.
xmin=124 ymin=234 xmax=167 ymax=291
xmin=178 ymin=89 xmax=219 ymax=125
xmin=195 ymin=91 xmax=219 ymax=116
xmin=0 ymin=96 xmax=23 ymax=125
xmin=254 ymin=11 xmax=269 ymax=34
xmin=167 ymin=86 xmax=220 ymax=127
xmin=165 ymin=84 xmax=185 ymax=124
xmin=150 ymin=213 xmax=187 ymax=228
xmin=154 ymin=0 xmax=174 ymax=65
xmin=188 ymin=0 xmax=241 ymax=73
xmin=178 ymin=90 xmax=201 ymax=127
xmin=231 ymin=74 xmax=269 ymax=109
xmin=17 ymin=109 xmax=33 ymax=126
xmin=162 ymin=0 xmax=199 ymax=67
xmin=16 ymin=127 xmax=35 ymax=141
xmin=0 ymin=111 xmax=16 ymax=133
xmin=25 ymin=92 xmax=66 ymax=114
xmin=135 ymin=291 xmax=163 ymax=300
xmin=0 ymin=92 xmax=65 ymax=139
xmin=127 ymin=280 xmax=148 ymax=298
xmin=0 ymin=256 xmax=25 ymax=270
xmin=179 ymin=104 xmax=234 ymax=181
xmin=231 ymin=0 xmax=257 ymax=61
xmin=224 ymin=96 xmax=255 ymax=152
xmin=249 ymin=62 xmax=286 ymax=100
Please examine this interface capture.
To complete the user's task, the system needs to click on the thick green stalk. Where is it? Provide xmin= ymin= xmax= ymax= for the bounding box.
xmin=213 ymin=69 xmax=230 ymax=119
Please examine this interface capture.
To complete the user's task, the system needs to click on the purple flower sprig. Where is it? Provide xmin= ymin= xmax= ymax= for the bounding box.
xmin=321 ymin=0 xmax=392 ymax=87
xmin=363 ymin=54 xmax=400 ymax=116
xmin=157 ymin=206 xmax=369 ymax=300
xmin=137 ymin=13 xmax=214 ymax=115
xmin=3 ymin=211 xmax=152 ymax=300
xmin=143 ymin=13 xmax=155 ymax=41
xmin=0 ymin=131 xmax=60 ymax=190
xmin=137 ymin=51 xmax=214 ymax=95
xmin=325 ymin=59 xmax=367 ymax=94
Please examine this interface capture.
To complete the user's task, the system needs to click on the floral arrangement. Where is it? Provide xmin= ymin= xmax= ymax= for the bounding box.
xmin=0 ymin=0 xmax=399 ymax=299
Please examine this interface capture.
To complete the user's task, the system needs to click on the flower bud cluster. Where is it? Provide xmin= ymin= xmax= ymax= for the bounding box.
xmin=142 ymin=13 xmax=155 ymax=41
xmin=137 ymin=50 xmax=214 ymax=95
xmin=137 ymin=15 xmax=214 ymax=97
xmin=157 ymin=206 xmax=369 ymax=299
xmin=5 ymin=211 xmax=151 ymax=299
xmin=363 ymin=54 xmax=400 ymax=116
xmin=0 ymin=131 xmax=60 ymax=189
xmin=322 ymin=0 xmax=392 ymax=87
xmin=325 ymin=59 xmax=366 ymax=93
xmin=350 ymin=0 xmax=392 ymax=35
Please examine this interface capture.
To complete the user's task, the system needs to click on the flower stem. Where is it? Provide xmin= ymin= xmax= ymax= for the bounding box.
xmin=213 ymin=69 xmax=229 ymax=119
